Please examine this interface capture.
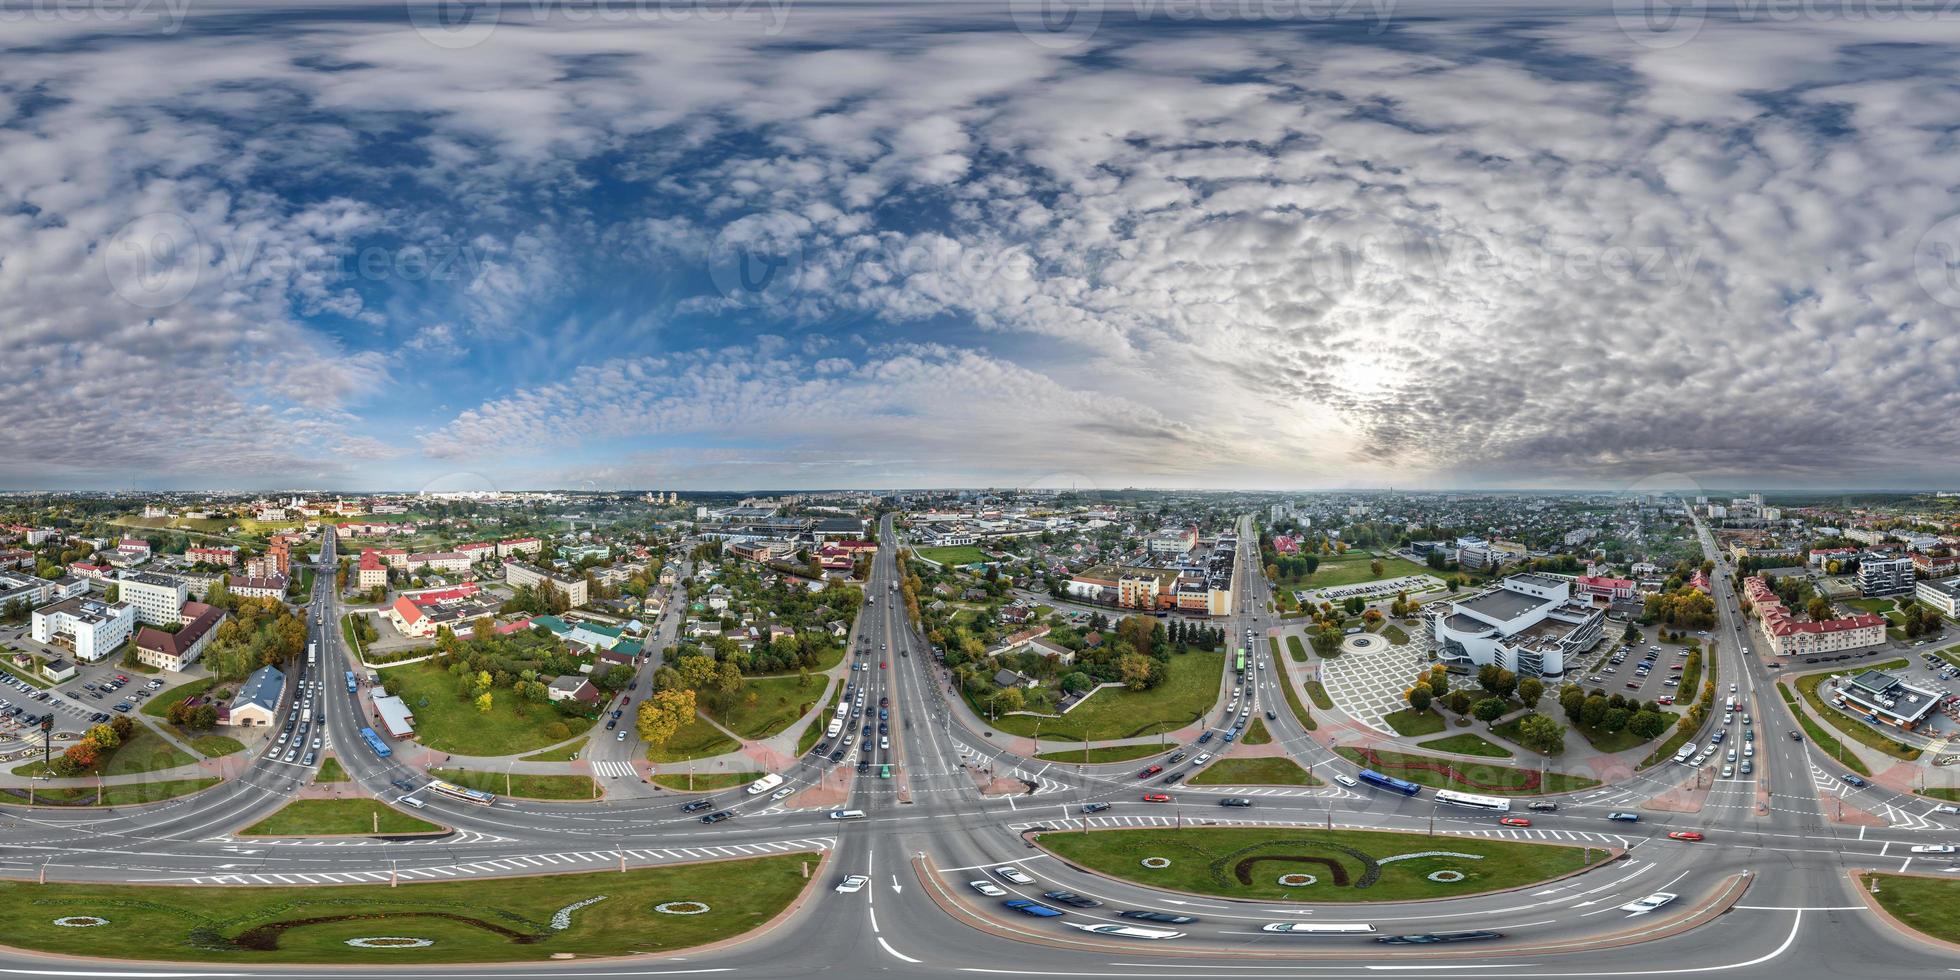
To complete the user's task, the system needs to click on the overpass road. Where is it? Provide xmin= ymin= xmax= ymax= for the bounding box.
xmin=1 ymin=514 xmax=1956 ymax=978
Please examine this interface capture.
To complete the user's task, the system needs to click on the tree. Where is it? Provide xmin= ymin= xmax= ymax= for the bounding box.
xmin=1117 ymin=652 xmax=1154 ymax=691
xmin=637 ymin=688 xmax=696 ymax=749
xmin=1805 ymin=596 xmax=1834 ymax=622
xmin=1600 ymin=706 xmax=1630 ymax=733
xmin=1369 ymin=558 xmax=1384 ymax=578
xmin=1579 ymin=694 xmax=1608 ymax=729
xmin=1472 ymin=696 xmax=1507 ymax=726
xmin=1517 ymin=713 xmax=1565 ymax=754
xmin=991 ymin=686 xmax=1026 ymax=713
xmin=1408 ymin=686 xmax=1433 ymax=713
xmin=1310 ymin=629 xmax=1342 ymax=658
xmin=1629 ymin=710 xmax=1668 ymax=741
xmin=475 ymin=692 xmax=494 ymax=714
xmin=1517 ymin=677 xmax=1544 ymax=712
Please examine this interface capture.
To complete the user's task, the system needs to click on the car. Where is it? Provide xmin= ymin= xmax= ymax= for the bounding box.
xmin=1333 ymin=773 xmax=1359 ymax=788
xmin=1668 ymin=831 xmax=1705 ymax=842
xmin=680 ymin=799 xmax=714 ymax=812
xmin=616 ymin=730 xmax=627 ymax=741
xmin=1720 ymin=765 xmax=1734 ymax=777
xmin=1843 ymin=774 xmax=1868 ymax=787
xmin=1619 ymin=892 xmax=1679 ymax=913
xmin=880 ymin=661 xmax=887 ymax=669
xmin=1910 ymin=844 xmax=1958 ymax=854
xmin=1066 ymin=922 xmax=1185 ymax=940
xmin=1740 ymin=761 xmax=1753 ymax=775
xmin=699 ymin=810 xmax=734 ymax=824
xmin=1137 ymin=764 xmax=1164 ymax=779
xmin=1265 ymin=709 xmax=1277 ymax=721
xmin=993 ymin=866 xmax=1036 ymax=885
xmin=828 ymin=749 xmax=845 ymax=762
xmin=1497 ymin=815 xmax=1532 ymax=827
xmin=1141 ymin=792 xmax=1172 ymax=803
xmin=1002 ymin=899 xmax=1063 ymax=918
xmin=835 ymin=874 xmax=870 ymax=894
xmin=970 ymin=880 xmax=1006 ymax=896
xmin=769 ymin=786 xmax=795 ymax=801
xmin=605 ymin=719 xmax=617 ymax=730
xmin=1042 ymin=890 xmax=1103 ymax=908
xmin=1080 ymin=802 xmax=1111 ymax=813
xmin=1166 ymin=752 xmax=1187 ymax=764
xmin=1605 ymin=812 xmax=1640 ymax=822
xmin=1790 ymin=731 xmax=1804 ymax=741
xmin=1196 ymin=731 xmax=1214 ymax=744
xmin=1219 ymin=797 xmax=1253 ymax=808
xmin=1119 ymin=910 xmax=1197 ymax=924
xmin=1376 ymin=931 xmax=1503 ymax=945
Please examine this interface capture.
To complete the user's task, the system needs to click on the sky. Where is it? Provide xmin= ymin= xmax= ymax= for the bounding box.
xmin=4 ymin=0 xmax=1960 ymax=493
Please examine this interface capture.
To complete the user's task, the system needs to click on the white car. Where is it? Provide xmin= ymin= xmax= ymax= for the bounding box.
xmin=835 ymin=874 xmax=870 ymax=894
xmin=1067 ymin=922 xmax=1184 ymax=940
xmin=1619 ymin=892 xmax=1679 ymax=914
xmin=769 ymin=786 xmax=795 ymax=801
xmin=1910 ymin=844 xmax=1958 ymax=854
xmin=969 ymin=880 xmax=1006 ymax=896
xmin=993 ymin=865 xmax=1036 ymax=885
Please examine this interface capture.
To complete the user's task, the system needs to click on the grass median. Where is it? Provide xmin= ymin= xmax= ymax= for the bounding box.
xmin=1037 ymin=826 xmax=1598 ymax=903
xmin=1278 ymin=674 xmax=1318 ymax=731
xmin=1033 ymin=743 xmax=1168 ymax=765
xmin=0 ymin=853 xmax=816 ymax=963
xmin=430 ymin=768 xmax=599 ymax=801
xmin=240 ymin=798 xmax=443 ymax=837
xmin=1335 ymin=746 xmax=1597 ymax=795
xmin=1187 ymin=756 xmax=1321 ymax=786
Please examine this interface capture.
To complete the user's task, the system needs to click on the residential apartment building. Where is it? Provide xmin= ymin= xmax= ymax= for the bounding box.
xmin=118 ymin=572 xmax=189 ymax=626
xmin=406 ymin=551 xmax=474 ymax=574
xmin=1912 ymin=552 xmax=1960 ymax=580
xmin=227 ymin=573 xmax=289 ymax=600
xmin=504 ymin=561 xmax=589 ymax=608
xmin=1743 ymin=576 xmax=1887 ymax=657
xmin=1857 ymin=555 xmax=1915 ymax=597
xmin=1916 ymin=578 xmax=1960 ymax=620
xmin=356 ymin=550 xmax=390 ymax=589
xmin=133 ymin=601 xmax=224 ymax=672
xmin=31 ymin=597 xmax=135 ymax=662
xmin=498 ymin=537 xmax=543 ymax=557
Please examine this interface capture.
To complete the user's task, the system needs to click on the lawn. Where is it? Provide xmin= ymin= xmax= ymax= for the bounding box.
xmin=1306 ymin=680 xmax=1334 ymax=710
xmin=1285 ymin=635 xmax=1308 ymax=662
xmin=0 ymin=659 xmax=50 ymax=688
xmin=1381 ymin=624 xmax=1411 ymax=644
xmin=1187 ymin=756 xmax=1321 ymax=786
xmin=647 ymin=715 xmax=740 ymax=763
xmin=1033 ymin=743 xmax=1169 ymax=765
xmin=185 ymin=732 xmax=247 ymax=758
xmin=240 ymin=799 xmax=443 ymax=836
xmin=1777 ymin=682 xmax=1872 ymax=776
xmin=431 ymin=767 xmax=599 ymax=801
xmin=1335 ymin=746 xmax=1598 ymax=795
xmin=1382 ymin=708 xmax=1446 ymax=738
xmin=915 ymin=545 xmax=991 ymax=566
xmin=317 ymin=757 xmax=349 ymax=782
xmin=709 ymin=672 xmax=827 ymax=740
xmin=379 ymin=659 xmax=593 ymax=756
xmin=1037 ymin=826 xmax=1600 ymax=903
xmin=1279 ymin=554 xmax=1433 ymax=590
xmin=1794 ymin=670 xmax=1922 ymax=762
xmin=1242 ymin=717 xmax=1272 ymax=745
xmin=650 ymin=769 xmax=762 ymax=792
xmin=520 ymin=738 xmax=588 ymax=763
xmin=142 ymin=676 xmax=218 ymax=718
xmin=1277 ymin=675 xmax=1318 ymax=731
xmin=2 ymin=776 xmax=219 ymax=807
xmin=797 ymin=682 xmax=844 ymax=755
xmin=0 ymin=854 xmax=816 ymax=963
xmin=1863 ymin=873 xmax=1960 ymax=946
xmin=984 ymin=651 xmax=1225 ymax=742
xmin=1417 ymin=733 xmax=1513 ymax=758
xmin=12 ymin=723 xmax=195 ymax=778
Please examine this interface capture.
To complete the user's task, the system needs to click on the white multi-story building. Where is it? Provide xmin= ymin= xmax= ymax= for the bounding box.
xmin=406 ymin=551 xmax=474 ymax=574
xmin=1429 ymin=573 xmax=1604 ymax=680
xmin=117 ymin=573 xmax=189 ymax=626
xmin=504 ymin=561 xmax=589 ymax=608
xmin=1917 ymin=578 xmax=1960 ymax=619
xmin=31 ymin=597 xmax=135 ymax=663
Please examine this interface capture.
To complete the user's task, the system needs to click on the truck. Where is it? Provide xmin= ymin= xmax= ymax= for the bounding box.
xmin=745 ymin=773 xmax=785 ymax=796
xmin=1673 ymin=742 xmax=1697 ymax=765
xmin=307 ymin=642 xmax=316 ymax=666
xmin=825 ymin=716 xmax=844 ymax=740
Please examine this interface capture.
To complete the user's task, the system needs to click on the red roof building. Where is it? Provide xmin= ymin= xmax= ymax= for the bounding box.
xmin=1742 ymin=576 xmax=1885 ymax=656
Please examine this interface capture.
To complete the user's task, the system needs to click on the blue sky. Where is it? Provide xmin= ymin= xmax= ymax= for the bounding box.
xmin=5 ymin=1 xmax=1960 ymax=492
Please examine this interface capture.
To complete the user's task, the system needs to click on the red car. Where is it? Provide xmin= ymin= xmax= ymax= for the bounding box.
xmin=1656 ymin=696 xmax=1674 ymax=705
xmin=880 ymin=661 xmax=888 ymax=669
xmin=1499 ymin=816 xmax=1531 ymax=827
xmin=1136 ymin=765 xmax=1164 ymax=779
xmin=1668 ymin=831 xmax=1705 ymax=842
xmin=1141 ymin=793 xmax=1172 ymax=803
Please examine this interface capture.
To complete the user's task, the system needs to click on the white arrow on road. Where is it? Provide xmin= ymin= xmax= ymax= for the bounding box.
xmin=891 ymin=875 xmax=902 ymax=894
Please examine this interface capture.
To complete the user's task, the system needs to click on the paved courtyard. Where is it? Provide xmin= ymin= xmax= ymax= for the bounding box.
xmin=1321 ymin=632 xmax=1431 ymax=735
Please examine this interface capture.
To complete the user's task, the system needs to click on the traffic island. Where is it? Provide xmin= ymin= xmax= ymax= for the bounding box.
xmin=237 ymin=798 xmax=447 ymax=838
xmin=0 ymin=853 xmax=818 ymax=964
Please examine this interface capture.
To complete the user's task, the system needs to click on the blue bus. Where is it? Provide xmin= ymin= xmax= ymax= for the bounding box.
xmin=345 ymin=670 xmax=357 ymax=693
xmin=1357 ymin=768 xmax=1422 ymax=796
xmin=359 ymin=726 xmax=392 ymax=759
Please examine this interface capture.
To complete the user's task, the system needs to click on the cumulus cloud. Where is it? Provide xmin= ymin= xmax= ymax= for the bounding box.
xmin=4 ymin=2 xmax=1959 ymax=488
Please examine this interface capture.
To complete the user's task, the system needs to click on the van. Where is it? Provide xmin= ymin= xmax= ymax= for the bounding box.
xmin=399 ymin=796 xmax=428 ymax=809
xmin=828 ymin=808 xmax=867 ymax=820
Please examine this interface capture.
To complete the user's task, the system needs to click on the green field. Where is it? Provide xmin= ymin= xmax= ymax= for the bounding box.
xmin=12 ymin=723 xmax=195 ymax=778
xmin=1865 ymin=873 xmax=1960 ymax=946
xmin=1335 ymin=746 xmax=1598 ymax=795
xmin=316 ymin=757 xmax=349 ymax=782
xmin=1417 ymin=733 xmax=1513 ymax=758
xmin=1285 ymin=635 xmax=1308 ymax=661
xmin=1278 ymin=675 xmax=1318 ymax=731
xmin=379 ymin=660 xmax=593 ymax=756
xmin=1777 ymin=682 xmax=1872 ymax=776
xmin=710 ymin=673 xmax=827 ymax=740
xmin=2 ymin=776 xmax=219 ymax=807
xmin=1187 ymin=756 xmax=1322 ymax=786
xmin=520 ymin=738 xmax=588 ymax=763
xmin=1038 ymin=826 xmax=1598 ymax=903
xmin=647 ymin=715 xmax=740 ymax=763
xmin=914 ymin=545 xmax=991 ymax=566
xmin=982 ymin=651 xmax=1225 ymax=742
xmin=185 ymin=733 xmax=248 ymax=758
xmin=1382 ymin=708 xmax=1446 ymax=737
xmin=1382 ymin=625 xmax=1411 ymax=644
xmin=0 ymin=854 xmax=815 ymax=963
xmin=240 ymin=799 xmax=444 ymax=836
xmin=650 ymin=769 xmax=762 ymax=792
xmin=1280 ymin=554 xmax=1433 ymax=590
xmin=1032 ymin=743 xmax=1169 ymax=765
xmin=430 ymin=768 xmax=599 ymax=801
xmin=142 ymin=677 xmax=218 ymax=718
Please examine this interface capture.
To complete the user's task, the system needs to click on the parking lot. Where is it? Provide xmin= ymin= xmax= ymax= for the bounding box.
xmin=1570 ymin=629 xmax=1706 ymax=707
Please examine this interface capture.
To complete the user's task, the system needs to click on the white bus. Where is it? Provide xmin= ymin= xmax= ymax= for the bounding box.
xmin=307 ymin=642 xmax=316 ymax=666
xmin=1673 ymin=742 xmax=1698 ymax=765
xmin=1434 ymin=789 xmax=1511 ymax=812
xmin=745 ymin=773 xmax=785 ymax=796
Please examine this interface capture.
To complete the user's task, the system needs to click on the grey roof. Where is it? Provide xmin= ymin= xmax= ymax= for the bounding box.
xmin=1457 ymin=587 xmax=1550 ymax=622
xmin=233 ymin=665 xmax=285 ymax=712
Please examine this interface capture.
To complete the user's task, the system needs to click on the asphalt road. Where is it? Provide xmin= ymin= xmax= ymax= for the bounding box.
xmin=1 ymin=513 xmax=1958 ymax=977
